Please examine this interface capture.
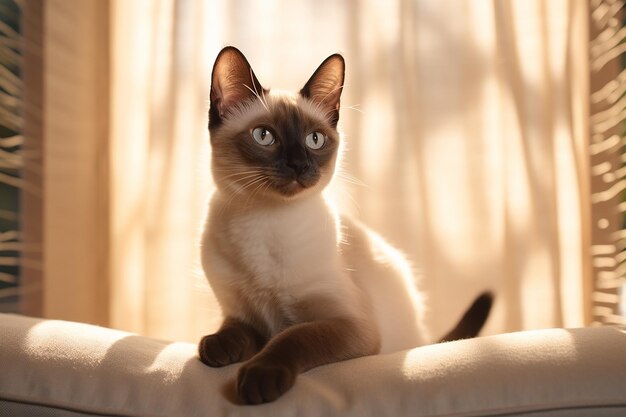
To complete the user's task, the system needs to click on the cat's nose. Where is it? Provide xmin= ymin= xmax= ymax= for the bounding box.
xmin=286 ymin=159 xmax=310 ymax=176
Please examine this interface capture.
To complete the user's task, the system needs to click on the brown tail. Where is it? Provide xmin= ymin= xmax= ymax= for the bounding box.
xmin=439 ymin=292 xmax=494 ymax=343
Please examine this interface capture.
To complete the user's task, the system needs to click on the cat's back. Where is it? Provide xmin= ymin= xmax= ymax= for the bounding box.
xmin=338 ymin=215 xmax=430 ymax=351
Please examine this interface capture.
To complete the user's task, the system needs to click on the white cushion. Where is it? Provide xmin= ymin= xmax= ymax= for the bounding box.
xmin=1 ymin=313 xmax=625 ymax=416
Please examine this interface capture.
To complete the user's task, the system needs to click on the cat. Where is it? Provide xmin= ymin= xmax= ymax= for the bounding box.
xmin=198 ymin=46 xmax=493 ymax=405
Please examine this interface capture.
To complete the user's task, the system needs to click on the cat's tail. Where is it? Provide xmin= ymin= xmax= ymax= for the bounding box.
xmin=438 ymin=292 xmax=494 ymax=343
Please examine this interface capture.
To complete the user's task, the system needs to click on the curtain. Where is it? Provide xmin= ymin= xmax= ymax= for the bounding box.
xmin=109 ymin=0 xmax=218 ymax=340
xmin=337 ymin=0 xmax=591 ymax=335
xmin=41 ymin=0 xmax=590 ymax=342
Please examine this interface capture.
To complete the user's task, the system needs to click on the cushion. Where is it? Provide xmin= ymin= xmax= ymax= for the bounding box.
xmin=0 ymin=313 xmax=625 ymax=416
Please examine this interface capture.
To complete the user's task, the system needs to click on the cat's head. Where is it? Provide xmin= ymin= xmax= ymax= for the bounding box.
xmin=208 ymin=46 xmax=344 ymax=202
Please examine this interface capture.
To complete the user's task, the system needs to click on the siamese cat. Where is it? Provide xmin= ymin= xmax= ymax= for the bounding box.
xmin=199 ymin=46 xmax=493 ymax=405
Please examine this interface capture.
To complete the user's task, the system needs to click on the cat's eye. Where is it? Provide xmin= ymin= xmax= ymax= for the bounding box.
xmin=251 ymin=127 xmax=275 ymax=146
xmin=305 ymin=132 xmax=326 ymax=150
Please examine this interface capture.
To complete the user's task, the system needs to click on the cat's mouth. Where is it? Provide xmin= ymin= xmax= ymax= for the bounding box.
xmin=284 ymin=181 xmax=304 ymax=194
xmin=273 ymin=178 xmax=316 ymax=197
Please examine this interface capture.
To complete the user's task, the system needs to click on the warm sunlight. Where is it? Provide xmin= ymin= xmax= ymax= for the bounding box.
xmin=401 ymin=328 xmax=580 ymax=381
xmin=6 ymin=0 xmax=616 ymax=352
xmin=4 ymin=1 xmax=626 ymax=415
xmin=24 ymin=320 xmax=126 ymax=363
xmin=102 ymin=0 xmax=592 ymax=342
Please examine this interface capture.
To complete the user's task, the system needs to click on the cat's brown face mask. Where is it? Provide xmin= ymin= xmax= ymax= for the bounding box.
xmin=208 ymin=47 xmax=344 ymax=200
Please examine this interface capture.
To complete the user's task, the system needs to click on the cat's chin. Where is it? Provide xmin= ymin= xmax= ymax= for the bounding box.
xmin=268 ymin=179 xmax=322 ymax=201
xmin=277 ymin=180 xmax=305 ymax=196
xmin=272 ymin=172 xmax=339 ymax=201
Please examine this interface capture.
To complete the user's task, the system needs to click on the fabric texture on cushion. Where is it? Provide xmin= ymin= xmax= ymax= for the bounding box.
xmin=0 ymin=313 xmax=625 ymax=417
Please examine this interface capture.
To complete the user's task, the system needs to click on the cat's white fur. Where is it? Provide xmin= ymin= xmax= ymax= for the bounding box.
xmin=202 ymin=92 xmax=429 ymax=354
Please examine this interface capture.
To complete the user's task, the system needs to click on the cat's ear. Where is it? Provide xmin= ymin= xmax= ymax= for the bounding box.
xmin=209 ymin=46 xmax=265 ymax=127
xmin=300 ymin=54 xmax=345 ymax=127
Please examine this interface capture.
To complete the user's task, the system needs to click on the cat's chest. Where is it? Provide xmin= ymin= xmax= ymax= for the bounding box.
xmin=222 ymin=200 xmax=339 ymax=289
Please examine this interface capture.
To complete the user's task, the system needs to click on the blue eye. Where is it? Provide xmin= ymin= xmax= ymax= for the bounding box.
xmin=251 ymin=127 xmax=275 ymax=146
xmin=305 ymin=132 xmax=326 ymax=149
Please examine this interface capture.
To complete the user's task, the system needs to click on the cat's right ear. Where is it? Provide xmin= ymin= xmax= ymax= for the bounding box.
xmin=209 ymin=46 xmax=265 ymax=128
xmin=300 ymin=54 xmax=345 ymax=128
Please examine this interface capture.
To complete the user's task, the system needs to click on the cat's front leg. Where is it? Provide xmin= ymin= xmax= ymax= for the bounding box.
xmin=237 ymin=316 xmax=379 ymax=404
xmin=199 ymin=317 xmax=266 ymax=367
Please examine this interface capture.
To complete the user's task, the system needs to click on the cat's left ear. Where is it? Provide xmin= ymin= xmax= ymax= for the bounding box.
xmin=209 ymin=46 xmax=266 ymax=128
xmin=300 ymin=54 xmax=345 ymax=127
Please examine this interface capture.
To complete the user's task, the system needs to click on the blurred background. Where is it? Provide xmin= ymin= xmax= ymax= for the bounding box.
xmin=1 ymin=0 xmax=624 ymax=343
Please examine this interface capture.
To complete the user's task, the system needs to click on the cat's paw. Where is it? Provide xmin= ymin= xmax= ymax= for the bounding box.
xmin=236 ymin=359 xmax=296 ymax=404
xmin=198 ymin=330 xmax=249 ymax=367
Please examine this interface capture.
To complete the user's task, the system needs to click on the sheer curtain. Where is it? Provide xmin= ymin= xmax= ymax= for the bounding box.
xmin=337 ymin=1 xmax=590 ymax=335
xmin=109 ymin=0 xmax=217 ymax=340
xmin=104 ymin=0 xmax=589 ymax=342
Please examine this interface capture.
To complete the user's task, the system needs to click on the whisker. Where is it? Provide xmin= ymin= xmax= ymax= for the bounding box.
xmin=319 ymin=84 xmax=345 ymax=105
xmin=310 ymin=83 xmax=345 ymax=118
xmin=238 ymin=176 xmax=269 ymax=209
xmin=241 ymin=175 xmax=267 ymax=189
xmin=211 ymin=167 xmax=265 ymax=172
xmin=243 ymin=83 xmax=269 ymax=112
xmin=218 ymin=170 xmax=266 ymax=181
xmin=335 ymin=172 xmax=370 ymax=188
xmin=244 ymin=177 xmax=270 ymax=209
xmin=260 ymin=88 xmax=270 ymax=111
xmin=246 ymin=68 xmax=270 ymax=112
xmin=344 ymin=104 xmax=364 ymax=114
xmin=230 ymin=175 xmax=266 ymax=189
xmin=218 ymin=175 xmax=267 ymax=215
xmin=339 ymin=187 xmax=362 ymax=216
